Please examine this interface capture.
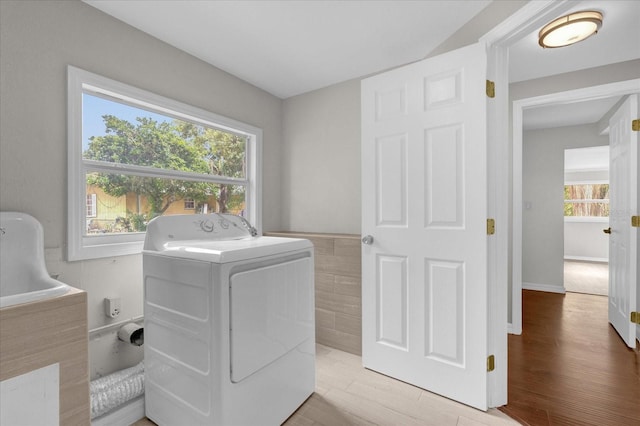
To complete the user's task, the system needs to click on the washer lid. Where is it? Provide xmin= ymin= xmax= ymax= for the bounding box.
xmin=143 ymin=214 xmax=312 ymax=262
xmin=144 ymin=235 xmax=312 ymax=263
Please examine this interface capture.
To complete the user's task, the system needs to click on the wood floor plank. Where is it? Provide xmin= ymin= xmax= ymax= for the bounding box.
xmin=500 ymin=290 xmax=640 ymax=426
xmin=131 ymin=290 xmax=638 ymax=426
xmin=133 ymin=344 xmax=519 ymax=425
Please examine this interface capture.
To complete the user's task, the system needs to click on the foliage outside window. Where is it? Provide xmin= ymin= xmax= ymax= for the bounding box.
xmin=68 ymin=66 xmax=262 ymax=260
xmin=564 ymin=184 xmax=609 ymax=217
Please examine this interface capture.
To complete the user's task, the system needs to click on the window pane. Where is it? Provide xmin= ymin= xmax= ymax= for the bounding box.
xmin=564 ymin=184 xmax=609 ymax=217
xmin=564 ymin=202 xmax=610 ymax=217
xmin=564 ymin=184 xmax=609 ymax=200
xmin=82 ymin=93 xmax=246 ymax=179
xmin=85 ymin=172 xmax=246 ymax=235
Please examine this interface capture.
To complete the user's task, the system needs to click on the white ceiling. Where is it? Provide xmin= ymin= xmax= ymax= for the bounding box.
xmin=514 ymin=1 xmax=640 ymax=131
xmin=84 ymin=0 xmax=491 ymax=99
xmin=84 ymin=0 xmax=639 ymax=128
xmin=509 ymin=0 xmax=640 ymax=83
xmin=522 ymin=96 xmax=622 ymax=131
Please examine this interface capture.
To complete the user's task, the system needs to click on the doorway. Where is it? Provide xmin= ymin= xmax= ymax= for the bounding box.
xmin=563 ymin=146 xmax=610 ymax=296
xmin=510 ymin=80 xmax=640 ymax=334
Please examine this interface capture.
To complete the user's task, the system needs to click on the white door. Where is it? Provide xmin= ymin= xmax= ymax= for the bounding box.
xmin=608 ymin=94 xmax=638 ymax=348
xmin=361 ymin=43 xmax=489 ymax=410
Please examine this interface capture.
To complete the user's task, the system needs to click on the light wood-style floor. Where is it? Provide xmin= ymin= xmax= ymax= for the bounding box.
xmin=134 ymin=345 xmax=517 ymax=426
xmin=133 ymin=291 xmax=639 ymax=426
xmin=500 ymin=290 xmax=640 ymax=426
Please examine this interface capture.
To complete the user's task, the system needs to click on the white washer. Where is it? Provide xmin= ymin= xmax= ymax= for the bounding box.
xmin=142 ymin=214 xmax=315 ymax=426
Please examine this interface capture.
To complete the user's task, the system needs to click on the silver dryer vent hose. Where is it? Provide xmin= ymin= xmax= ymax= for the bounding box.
xmin=90 ymin=361 xmax=144 ymax=420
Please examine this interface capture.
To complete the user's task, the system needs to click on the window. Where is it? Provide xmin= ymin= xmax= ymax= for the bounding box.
xmin=68 ymin=66 xmax=262 ymax=260
xmin=86 ymin=193 xmax=97 ymax=218
xmin=564 ymin=183 xmax=609 ymax=218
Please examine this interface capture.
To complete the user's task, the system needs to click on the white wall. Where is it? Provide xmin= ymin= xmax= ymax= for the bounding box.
xmin=522 ymin=124 xmax=608 ymax=291
xmin=0 ymin=0 xmax=283 ymax=379
xmin=564 ymin=221 xmax=609 ymax=261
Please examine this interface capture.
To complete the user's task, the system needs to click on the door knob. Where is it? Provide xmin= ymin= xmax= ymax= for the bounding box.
xmin=362 ymin=235 xmax=374 ymax=245
xmin=603 ymin=227 xmax=611 ymax=234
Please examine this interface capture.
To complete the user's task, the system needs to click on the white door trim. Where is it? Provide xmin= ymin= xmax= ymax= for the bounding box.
xmin=511 ymin=80 xmax=640 ymax=336
xmin=478 ymin=0 xmax=640 ymax=404
xmin=478 ymin=0 xmax=575 ymax=404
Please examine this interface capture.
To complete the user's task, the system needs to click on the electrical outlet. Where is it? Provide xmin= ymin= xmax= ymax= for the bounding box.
xmin=104 ymin=297 xmax=121 ymax=318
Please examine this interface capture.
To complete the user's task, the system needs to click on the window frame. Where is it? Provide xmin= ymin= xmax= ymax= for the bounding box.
xmin=67 ymin=66 xmax=262 ymax=261
xmin=183 ymin=198 xmax=196 ymax=210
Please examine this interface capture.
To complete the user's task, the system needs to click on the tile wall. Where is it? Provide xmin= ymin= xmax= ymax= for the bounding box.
xmin=265 ymin=232 xmax=362 ymax=355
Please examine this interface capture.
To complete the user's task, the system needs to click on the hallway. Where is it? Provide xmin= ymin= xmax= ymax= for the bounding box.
xmin=500 ymin=291 xmax=639 ymax=425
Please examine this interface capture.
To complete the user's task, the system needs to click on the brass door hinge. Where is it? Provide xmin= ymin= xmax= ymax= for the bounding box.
xmin=486 ymin=80 xmax=495 ymax=98
xmin=632 ymin=119 xmax=640 ymax=132
xmin=487 ymin=218 xmax=495 ymax=235
xmin=487 ymin=355 xmax=495 ymax=372
xmin=632 ymin=216 xmax=640 ymax=228
xmin=631 ymin=312 xmax=640 ymax=324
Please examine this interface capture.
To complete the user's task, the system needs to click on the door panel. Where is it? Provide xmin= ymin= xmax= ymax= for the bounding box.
xmin=377 ymin=254 xmax=408 ymax=349
xmin=425 ymin=124 xmax=464 ymax=227
xmin=376 ymin=134 xmax=408 ymax=226
xmin=362 ymin=42 xmax=488 ymax=410
xmin=425 ymin=258 xmax=465 ymax=365
xmin=608 ymin=94 xmax=638 ymax=348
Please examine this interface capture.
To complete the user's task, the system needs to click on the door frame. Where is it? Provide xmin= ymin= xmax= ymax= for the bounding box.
xmin=510 ymin=80 xmax=640 ymax=336
xmin=480 ymin=0 xmax=577 ymax=405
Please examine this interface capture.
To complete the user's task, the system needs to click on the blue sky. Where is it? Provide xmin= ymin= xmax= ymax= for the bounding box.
xmin=82 ymin=93 xmax=171 ymax=151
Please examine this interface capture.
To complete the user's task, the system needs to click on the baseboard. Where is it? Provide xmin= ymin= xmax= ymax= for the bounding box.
xmin=522 ymin=282 xmax=566 ymax=294
xmin=92 ymin=396 xmax=144 ymax=426
xmin=564 ymin=256 xmax=608 ymax=263
xmin=507 ymin=322 xmax=522 ymax=335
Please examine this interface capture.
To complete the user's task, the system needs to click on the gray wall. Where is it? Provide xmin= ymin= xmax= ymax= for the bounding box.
xmin=279 ymin=0 xmax=527 ymax=235
xmin=510 ymin=60 xmax=639 ymax=324
xmin=0 ymin=0 xmax=283 ymax=378
xmin=281 ymin=79 xmax=361 ymax=234
xmin=522 ymin=124 xmax=608 ymax=290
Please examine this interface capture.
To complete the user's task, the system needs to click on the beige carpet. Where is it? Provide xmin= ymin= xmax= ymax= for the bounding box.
xmin=564 ymin=260 xmax=608 ymax=296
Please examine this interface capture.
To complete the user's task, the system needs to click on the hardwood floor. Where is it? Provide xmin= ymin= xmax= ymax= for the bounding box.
xmin=134 ymin=345 xmax=517 ymax=426
xmin=500 ymin=290 xmax=640 ymax=426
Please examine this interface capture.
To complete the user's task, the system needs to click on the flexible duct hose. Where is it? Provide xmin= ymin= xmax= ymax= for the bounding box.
xmin=90 ymin=362 xmax=144 ymax=419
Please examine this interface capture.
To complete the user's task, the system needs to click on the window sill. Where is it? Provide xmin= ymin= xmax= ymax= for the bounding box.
xmin=564 ymin=216 xmax=609 ymax=223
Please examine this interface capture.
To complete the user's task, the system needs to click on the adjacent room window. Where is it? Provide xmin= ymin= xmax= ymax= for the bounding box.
xmin=564 ymin=183 xmax=609 ymax=217
xmin=68 ymin=66 xmax=262 ymax=260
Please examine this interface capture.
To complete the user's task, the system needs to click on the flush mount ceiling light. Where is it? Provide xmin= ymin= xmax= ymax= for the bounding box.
xmin=538 ymin=10 xmax=603 ymax=48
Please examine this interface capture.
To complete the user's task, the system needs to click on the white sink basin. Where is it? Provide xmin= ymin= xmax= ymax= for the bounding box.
xmin=0 ymin=212 xmax=70 ymax=308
